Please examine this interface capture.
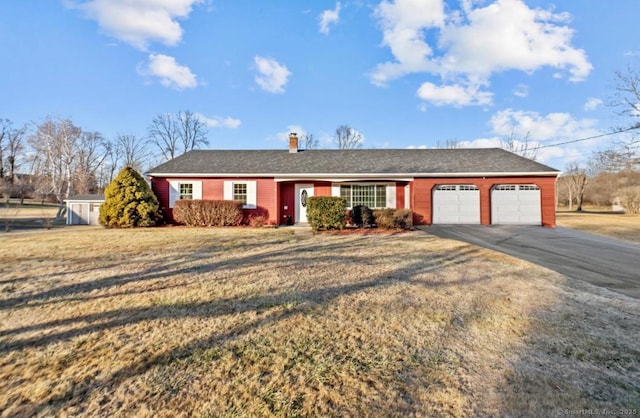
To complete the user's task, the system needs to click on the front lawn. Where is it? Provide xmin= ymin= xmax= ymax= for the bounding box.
xmin=557 ymin=210 xmax=640 ymax=244
xmin=1 ymin=228 xmax=638 ymax=416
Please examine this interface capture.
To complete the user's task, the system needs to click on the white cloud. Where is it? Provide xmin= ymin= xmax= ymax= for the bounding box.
xmin=197 ymin=114 xmax=241 ymax=129
xmin=584 ymin=97 xmax=603 ymax=111
xmin=272 ymin=125 xmax=307 ymax=142
xmin=489 ymin=108 xmax=599 ymax=141
xmin=372 ymin=0 xmax=592 ymax=107
xmin=371 ymin=0 xmax=445 ymax=85
xmin=457 ymin=137 xmax=565 ymax=164
xmin=66 ymin=0 xmax=203 ymax=50
xmin=409 ymin=107 xmax=603 ymax=165
xmin=513 ymin=84 xmax=529 ymax=98
xmin=417 ymin=81 xmax=492 ymax=107
xmin=140 ymin=54 xmax=198 ymax=89
xmin=319 ymin=2 xmax=342 ymax=35
xmin=254 ymin=56 xmax=292 ymax=94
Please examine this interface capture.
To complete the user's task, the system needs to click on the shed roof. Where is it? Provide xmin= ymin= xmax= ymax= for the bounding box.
xmin=66 ymin=194 xmax=105 ymax=202
xmin=148 ymin=148 xmax=559 ymax=177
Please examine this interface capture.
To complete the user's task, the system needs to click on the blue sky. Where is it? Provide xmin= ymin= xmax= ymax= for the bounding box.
xmin=1 ymin=0 xmax=638 ymax=170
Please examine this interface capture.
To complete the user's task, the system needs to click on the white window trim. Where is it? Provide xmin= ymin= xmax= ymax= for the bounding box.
xmin=331 ymin=182 xmax=396 ymax=209
xmin=224 ymin=180 xmax=257 ymax=209
xmin=169 ymin=180 xmax=202 ymax=208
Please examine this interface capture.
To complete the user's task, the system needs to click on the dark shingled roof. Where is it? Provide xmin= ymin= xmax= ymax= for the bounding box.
xmin=148 ymin=148 xmax=559 ymax=176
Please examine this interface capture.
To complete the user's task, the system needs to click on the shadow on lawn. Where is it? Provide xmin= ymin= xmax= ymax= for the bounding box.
xmin=1 ymin=233 xmax=491 ymax=416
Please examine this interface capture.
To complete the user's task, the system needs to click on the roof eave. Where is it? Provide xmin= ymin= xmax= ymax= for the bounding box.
xmin=147 ymin=171 xmax=560 ymax=178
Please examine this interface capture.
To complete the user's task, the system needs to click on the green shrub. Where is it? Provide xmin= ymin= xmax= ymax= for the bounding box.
xmin=99 ymin=167 xmax=161 ymax=228
xmin=373 ymin=208 xmax=414 ymax=230
xmin=306 ymin=196 xmax=346 ymax=232
xmin=173 ymin=200 xmax=243 ymax=226
xmin=350 ymin=205 xmax=375 ymax=227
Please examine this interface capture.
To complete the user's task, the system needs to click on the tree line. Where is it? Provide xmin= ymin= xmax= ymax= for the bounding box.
xmin=557 ymin=67 xmax=640 ymax=213
xmin=0 ymin=111 xmax=368 ymax=212
xmin=0 ymin=110 xmax=209 ymax=211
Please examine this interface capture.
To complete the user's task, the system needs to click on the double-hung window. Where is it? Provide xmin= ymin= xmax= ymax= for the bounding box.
xmin=169 ymin=180 xmax=202 ymax=208
xmin=180 ymin=183 xmax=194 ymax=200
xmin=233 ymin=183 xmax=248 ymax=205
xmin=339 ymin=184 xmax=389 ymax=208
xmin=223 ymin=181 xmax=257 ymax=209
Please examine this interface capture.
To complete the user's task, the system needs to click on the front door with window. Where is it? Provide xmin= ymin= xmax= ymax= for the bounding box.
xmin=295 ymin=184 xmax=314 ymax=223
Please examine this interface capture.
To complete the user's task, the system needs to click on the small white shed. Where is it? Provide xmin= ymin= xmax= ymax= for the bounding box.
xmin=66 ymin=194 xmax=105 ymax=225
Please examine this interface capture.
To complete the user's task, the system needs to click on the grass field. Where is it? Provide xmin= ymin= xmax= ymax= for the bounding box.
xmin=557 ymin=210 xmax=640 ymax=244
xmin=0 ymin=200 xmax=61 ymax=232
xmin=1 ymin=227 xmax=638 ymax=417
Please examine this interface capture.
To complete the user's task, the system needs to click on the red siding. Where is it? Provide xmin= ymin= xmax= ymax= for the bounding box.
xmin=256 ymin=178 xmax=277 ymax=222
xmin=314 ymin=182 xmax=332 ymax=196
xmin=412 ymin=176 xmax=557 ymax=227
xmin=152 ymin=176 xmax=557 ymax=227
xmin=203 ymin=180 xmax=223 ymax=200
xmin=151 ymin=178 xmax=171 ymax=222
xmin=151 ymin=177 xmax=278 ymax=225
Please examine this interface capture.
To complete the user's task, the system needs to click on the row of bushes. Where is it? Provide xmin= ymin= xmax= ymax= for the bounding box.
xmin=172 ymin=200 xmax=274 ymax=227
xmin=173 ymin=200 xmax=244 ymax=226
xmin=306 ymin=197 xmax=413 ymax=231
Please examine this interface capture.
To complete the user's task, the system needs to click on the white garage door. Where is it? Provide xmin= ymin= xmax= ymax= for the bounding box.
xmin=432 ymin=185 xmax=480 ymax=224
xmin=491 ymin=184 xmax=541 ymax=225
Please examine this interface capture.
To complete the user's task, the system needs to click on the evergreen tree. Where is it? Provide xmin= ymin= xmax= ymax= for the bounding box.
xmin=99 ymin=167 xmax=160 ymax=227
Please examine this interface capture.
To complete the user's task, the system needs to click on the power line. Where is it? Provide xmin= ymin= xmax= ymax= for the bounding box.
xmin=531 ymin=125 xmax=639 ymax=150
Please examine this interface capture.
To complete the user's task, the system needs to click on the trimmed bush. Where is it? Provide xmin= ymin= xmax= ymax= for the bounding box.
xmin=350 ymin=205 xmax=375 ymax=227
xmin=373 ymin=208 xmax=414 ymax=230
xmin=99 ymin=167 xmax=161 ymax=228
xmin=173 ymin=200 xmax=243 ymax=226
xmin=393 ymin=208 xmax=414 ymax=229
xmin=306 ymin=196 xmax=346 ymax=232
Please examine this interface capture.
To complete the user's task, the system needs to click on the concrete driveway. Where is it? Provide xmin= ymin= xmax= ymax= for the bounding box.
xmin=425 ymin=225 xmax=640 ymax=299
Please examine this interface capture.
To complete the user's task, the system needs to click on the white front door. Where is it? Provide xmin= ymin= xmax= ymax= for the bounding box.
xmin=295 ymin=184 xmax=314 ymax=223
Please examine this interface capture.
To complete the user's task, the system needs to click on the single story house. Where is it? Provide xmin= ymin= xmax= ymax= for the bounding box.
xmin=147 ymin=133 xmax=560 ymax=227
xmin=66 ymin=194 xmax=104 ymax=225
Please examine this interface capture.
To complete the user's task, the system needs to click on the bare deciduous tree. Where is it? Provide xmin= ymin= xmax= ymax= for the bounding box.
xmin=334 ymin=125 xmax=363 ymax=149
xmin=148 ymin=113 xmax=179 ymax=161
xmin=6 ymin=124 xmax=26 ymax=186
xmin=75 ymin=131 xmax=107 ymax=194
xmin=177 ymin=110 xmax=209 ymax=153
xmin=590 ymin=141 xmax=640 ymax=173
xmin=436 ymin=139 xmax=464 ymax=149
xmin=500 ymin=128 xmax=538 ymax=160
xmin=148 ymin=110 xmax=209 ymax=161
xmin=563 ymin=163 xmax=588 ymax=211
xmin=29 ymin=117 xmax=82 ymax=217
xmin=611 ymin=66 xmax=640 ymax=129
xmin=118 ymin=133 xmax=147 ymax=170
xmin=302 ymin=133 xmax=319 ymax=150
xmin=0 ymin=119 xmax=27 ymax=199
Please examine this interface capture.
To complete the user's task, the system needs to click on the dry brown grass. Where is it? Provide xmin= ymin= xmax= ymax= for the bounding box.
xmin=0 ymin=227 xmax=638 ymax=417
xmin=557 ymin=210 xmax=640 ymax=244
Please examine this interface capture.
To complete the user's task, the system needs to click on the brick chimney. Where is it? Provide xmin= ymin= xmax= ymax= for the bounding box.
xmin=289 ymin=132 xmax=298 ymax=153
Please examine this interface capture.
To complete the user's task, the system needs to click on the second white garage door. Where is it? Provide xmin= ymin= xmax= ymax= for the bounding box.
xmin=491 ymin=184 xmax=541 ymax=225
xmin=432 ymin=185 xmax=480 ymax=224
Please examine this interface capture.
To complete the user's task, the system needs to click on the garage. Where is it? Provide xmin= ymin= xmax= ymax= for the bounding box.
xmin=491 ymin=184 xmax=541 ymax=225
xmin=432 ymin=184 xmax=480 ymax=224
